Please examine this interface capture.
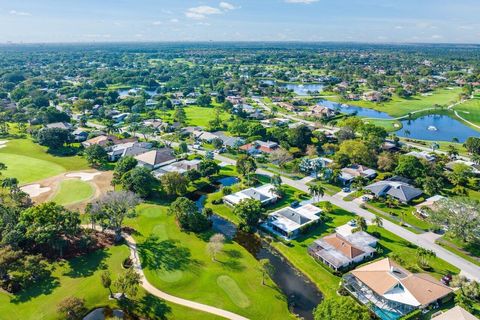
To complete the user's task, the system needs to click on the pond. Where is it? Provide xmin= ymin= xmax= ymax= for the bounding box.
xmin=261 ymin=80 xmax=324 ymax=96
xmin=318 ymin=99 xmax=393 ymax=119
xmin=118 ymin=88 xmax=158 ymax=98
xmin=396 ymin=114 xmax=480 ymax=143
xmin=211 ymin=214 xmax=323 ymax=320
xmin=318 ymin=100 xmax=480 ymax=142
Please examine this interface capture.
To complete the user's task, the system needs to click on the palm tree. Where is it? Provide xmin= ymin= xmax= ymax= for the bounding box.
xmin=431 ymin=142 xmax=440 ymax=152
xmin=104 ymin=121 xmax=119 ymax=135
xmin=353 ymin=216 xmax=367 ymax=232
xmin=447 ymin=145 xmax=459 ymax=159
xmin=404 ymin=130 xmax=411 ymax=138
xmin=372 ymin=216 xmax=383 ymax=228
xmin=308 ymin=184 xmax=325 ymax=202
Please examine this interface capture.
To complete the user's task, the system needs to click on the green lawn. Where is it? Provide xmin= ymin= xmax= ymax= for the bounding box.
xmin=453 ymin=96 xmax=480 ymax=126
xmin=368 ymin=226 xmax=460 ymax=278
xmin=436 ymin=234 xmax=480 ymax=267
xmin=270 ymin=203 xmax=357 ymax=298
xmin=0 ymin=244 xmax=222 ymax=320
xmin=124 ymin=204 xmax=294 ymax=320
xmin=51 ymin=179 xmax=95 ymax=206
xmin=363 ymin=118 xmax=403 ymax=132
xmin=158 ymin=106 xmax=230 ymax=127
xmin=366 ymin=200 xmax=434 ymax=233
xmin=331 ymin=88 xmax=462 ymax=118
xmin=0 ymin=139 xmax=89 ymax=184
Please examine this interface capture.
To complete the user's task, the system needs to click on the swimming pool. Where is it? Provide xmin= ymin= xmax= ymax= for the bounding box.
xmin=373 ymin=306 xmax=403 ymax=320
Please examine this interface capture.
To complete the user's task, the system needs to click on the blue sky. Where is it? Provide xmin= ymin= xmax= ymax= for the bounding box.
xmin=0 ymin=0 xmax=479 ymax=43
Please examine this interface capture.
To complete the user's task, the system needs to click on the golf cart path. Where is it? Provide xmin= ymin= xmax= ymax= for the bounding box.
xmin=124 ymin=231 xmax=249 ymax=320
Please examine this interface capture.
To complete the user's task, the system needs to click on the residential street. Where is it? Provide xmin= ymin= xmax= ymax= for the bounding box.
xmin=210 ymin=152 xmax=480 ymax=281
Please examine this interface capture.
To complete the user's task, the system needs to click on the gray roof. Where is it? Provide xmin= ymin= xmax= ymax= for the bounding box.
xmin=365 ymin=180 xmax=422 ymax=202
xmin=275 ymin=207 xmax=311 ymax=225
xmin=242 ymin=188 xmax=269 ymax=201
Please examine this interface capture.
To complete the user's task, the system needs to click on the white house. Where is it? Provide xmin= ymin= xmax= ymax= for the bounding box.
xmin=223 ymin=184 xmax=278 ymax=206
xmin=262 ymin=204 xmax=322 ymax=239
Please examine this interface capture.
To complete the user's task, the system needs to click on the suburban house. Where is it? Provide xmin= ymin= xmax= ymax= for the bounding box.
xmin=72 ymin=128 xmax=89 ymax=142
xmin=153 ymin=159 xmax=202 ymax=178
xmin=432 ymin=306 xmax=478 ymax=320
xmin=46 ymin=122 xmax=73 ymax=130
xmin=112 ymin=113 xmax=130 ymax=123
xmin=415 ymin=195 xmax=445 ymax=217
xmin=262 ymin=204 xmax=322 ymax=239
xmin=308 ymin=231 xmax=378 ymax=271
xmin=223 ymin=184 xmax=278 ymax=206
xmin=406 ymin=151 xmax=436 ymax=162
xmin=134 ymin=148 xmax=176 ymax=170
xmin=339 ymin=164 xmax=377 ymax=185
xmin=239 ymin=140 xmax=279 ymax=155
xmin=107 ymin=142 xmax=152 ymax=162
xmin=343 ymin=258 xmax=453 ymax=319
xmin=365 ymin=178 xmax=423 ymax=203
xmin=446 ymin=159 xmax=480 ymax=175
xmin=277 ymin=102 xmax=300 ymax=112
xmin=81 ymin=135 xmax=138 ymax=149
xmin=212 ymin=131 xmax=245 ymax=148
xmin=301 ymin=104 xmax=338 ymax=118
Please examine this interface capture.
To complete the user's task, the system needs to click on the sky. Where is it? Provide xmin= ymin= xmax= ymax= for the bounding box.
xmin=0 ymin=0 xmax=479 ymax=43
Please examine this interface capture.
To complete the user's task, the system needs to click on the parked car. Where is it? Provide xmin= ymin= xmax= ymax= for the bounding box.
xmin=348 ymin=219 xmax=357 ymax=227
xmin=441 ymin=274 xmax=452 ymax=286
xmin=342 ymin=187 xmax=351 ymax=193
xmin=361 ymin=196 xmax=370 ymax=202
xmin=290 ymin=201 xmax=300 ymax=208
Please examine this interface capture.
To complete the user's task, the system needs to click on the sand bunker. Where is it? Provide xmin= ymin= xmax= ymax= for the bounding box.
xmin=21 ymin=184 xmax=52 ymax=198
xmin=0 ymin=140 xmax=8 ymax=149
xmin=66 ymin=172 xmax=101 ymax=181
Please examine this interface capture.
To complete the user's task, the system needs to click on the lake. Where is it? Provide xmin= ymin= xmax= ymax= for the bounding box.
xmin=261 ymin=80 xmax=324 ymax=96
xmin=318 ymin=100 xmax=480 ymax=142
xmin=397 ymin=114 xmax=480 ymax=142
xmin=318 ymin=99 xmax=393 ymax=119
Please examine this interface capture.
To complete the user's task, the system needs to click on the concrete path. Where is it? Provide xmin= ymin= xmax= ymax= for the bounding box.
xmin=123 ymin=233 xmax=249 ymax=320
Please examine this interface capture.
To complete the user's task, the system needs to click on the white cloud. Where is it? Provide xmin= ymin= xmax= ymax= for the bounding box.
xmin=219 ymin=2 xmax=239 ymax=11
xmin=9 ymin=10 xmax=31 ymax=16
xmin=152 ymin=21 xmax=162 ymax=25
xmin=185 ymin=6 xmax=222 ymax=19
xmin=394 ymin=25 xmax=404 ymax=30
xmin=284 ymin=0 xmax=319 ymax=4
xmin=170 ymin=18 xmax=179 ymax=23
xmin=431 ymin=34 xmax=444 ymax=39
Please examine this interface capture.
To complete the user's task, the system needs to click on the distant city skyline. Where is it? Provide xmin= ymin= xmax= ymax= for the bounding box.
xmin=0 ymin=0 xmax=479 ymax=43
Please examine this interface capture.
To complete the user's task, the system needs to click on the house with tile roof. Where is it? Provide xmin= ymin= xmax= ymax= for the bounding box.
xmin=432 ymin=306 xmax=478 ymax=320
xmin=343 ymin=258 xmax=453 ymax=319
xmin=134 ymin=148 xmax=176 ymax=170
xmin=308 ymin=231 xmax=378 ymax=271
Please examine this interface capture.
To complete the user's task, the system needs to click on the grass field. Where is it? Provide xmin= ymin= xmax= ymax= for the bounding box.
xmin=0 ymin=139 xmax=89 ymax=184
xmin=332 ymin=88 xmax=462 ymax=118
xmin=51 ymin=179 xmax=95 ymax=206
xmin=363 ymin=118 xmax=403 ymax=132
xmin=158 ymin=106 xmax=230 ymax=127
xmin=125 ymin=204 xmax=294 ymax=320
xmin=0 ymin=244 xmax=222 ymax=320
xmin=453 ymin=96 xmax=480 ymax=126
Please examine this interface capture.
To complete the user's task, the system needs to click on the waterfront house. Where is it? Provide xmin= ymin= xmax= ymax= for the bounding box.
xmin=152 ymin=159 xmax=202 ymax=178
xmin=262 ymin=204 xmax=322 ymax=240
xmin=343 ymin=258 xmax=453 ymax=319
xmin=308 ymin=231 xmax=378 ymax=271
xmin=406 ymin=151 xmax=436 ymax=163
xmin=223 ymin=184 xmax=278 ymax=206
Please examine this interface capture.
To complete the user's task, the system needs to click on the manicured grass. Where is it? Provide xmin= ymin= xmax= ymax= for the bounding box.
xmin=125 ymin=204 xmax=294 ymax=320
xmin=51 ymin=179 xmax=95 ymax=206
xmin=0 ymin=243 xmax=222 ymax=320
xmin=453 ymin=96 xmax=480 ymax=126
xmin=368 ymin=226 xmax=460 ymax=278
xmin=0 ymin=139 xmax=89 ymax=184
xmin=331 ymin=88 xmax=462 ymax=118
xmin=270 ymin=203 xmax=357 ymax=298
xmin=436 ymin=233 xmax=480 ymax=267
xmin=366 ymin=200 xmax=434 ymax=232
xmin=159 ymin=106 xmax=230 ymax=127
xmin=363 ymin=118 xmax=402 ymax=132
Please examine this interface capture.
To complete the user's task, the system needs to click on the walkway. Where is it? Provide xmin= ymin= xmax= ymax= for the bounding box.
xmin=123 ymin=233 xmax=249 ymax=320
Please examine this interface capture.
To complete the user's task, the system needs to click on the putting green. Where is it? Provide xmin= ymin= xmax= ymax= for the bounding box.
xmin=0 ymin=153 xmax=66 ymax=184
xmin=51 ymin=179 xmax=95 ymax=206
xmin=216 ymin=275 xmax=251 ymax=308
